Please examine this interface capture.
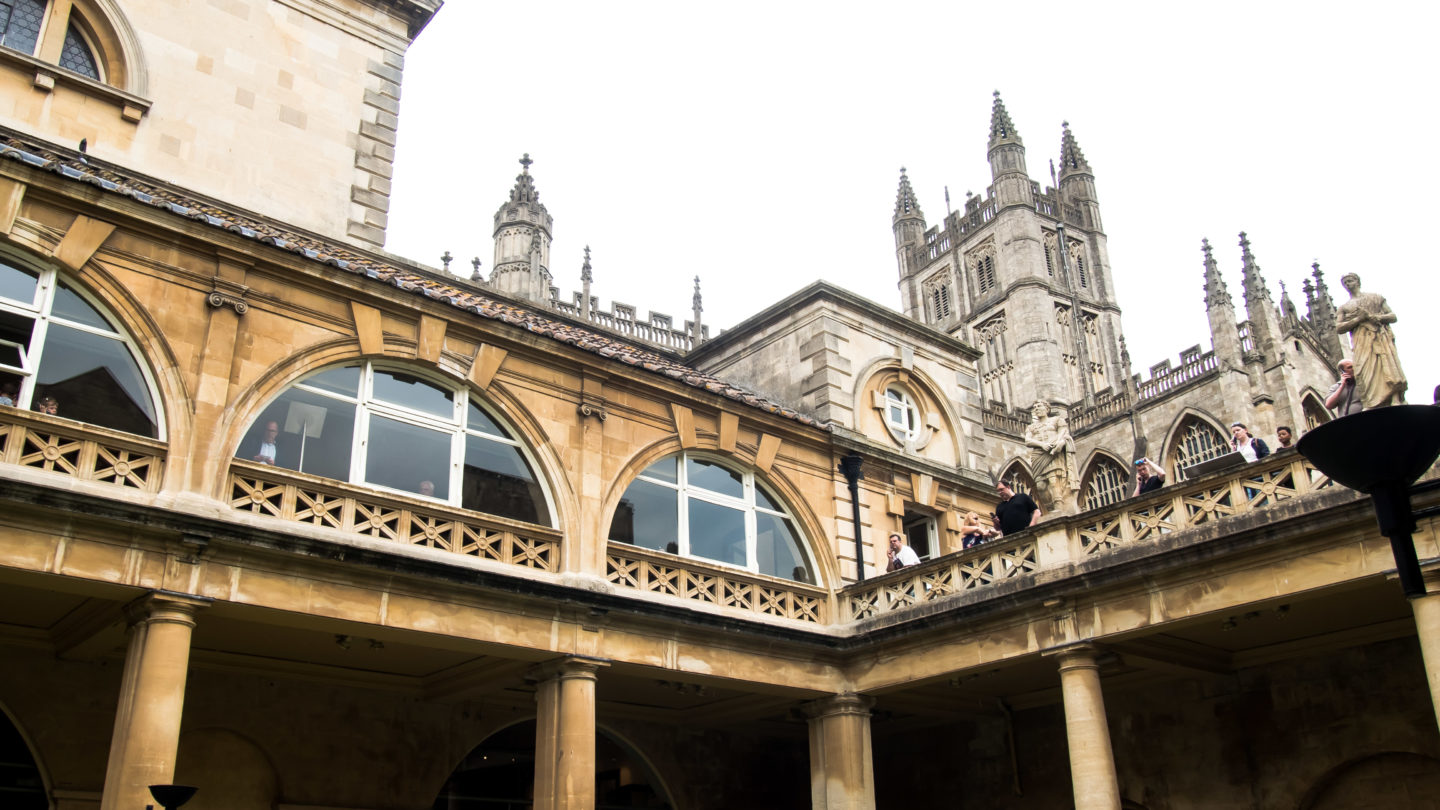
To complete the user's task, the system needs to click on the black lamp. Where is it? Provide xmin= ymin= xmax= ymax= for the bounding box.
xmin=1297 ymin=405 xmax=1440 ymax=596
xmin=147 ymin=784 xmax=198 ymax=810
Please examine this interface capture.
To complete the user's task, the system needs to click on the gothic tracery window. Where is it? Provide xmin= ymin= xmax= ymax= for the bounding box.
xmin=1169 ymin=417 xmax=1229 ymax=481
xmin=608 ymin=452 xmax=815 ymax=583
xmin=1000 ymin=461 xmax=1035 ymax=495
xmin=1083 ymin=457 xmax=1129 ymax=510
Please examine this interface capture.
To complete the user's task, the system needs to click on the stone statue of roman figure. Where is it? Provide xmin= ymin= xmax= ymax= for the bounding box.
xmin=1335 ymin=272 xmax=1407 ymax=408
xmin=1024 ymin=401 xmax=1079 ymax=512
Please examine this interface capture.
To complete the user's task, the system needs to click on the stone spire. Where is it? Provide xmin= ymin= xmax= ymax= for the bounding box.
xmin=988 ymin=90 xmax=1022 ymax=150
xmin=579 ymin=246 xmax=592 ymax=319
xmin=1238 ymin=231 xmax=1272 ymax=305
xmin=1238 ymin=232 xmax=1282 ymax=361
xmin=892 ymin=166 xmax=928 ymax=320
xmin=1201 ymin=238 xmax=1232 ymax=311
xmin=1058 ymin=121 xmax=1090 ymax=179
xmin=1279 ymin=281 xmax=1302 ymax=329
xmin=1305 ymin=261 xmax=1343 ymax=360
xmin=893 ymin=167 xmax=924 ymax=223
xmin=1202 ymin=238 xmax=1242 ymax=367
xmin=689 ymin=276 xmax=704 ymax=344
xmin=490 ymin=153 xmax=555 ymax=303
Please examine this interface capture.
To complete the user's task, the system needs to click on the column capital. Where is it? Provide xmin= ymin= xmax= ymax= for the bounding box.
xmin=801 ymin=692 xmax=875 ymax=720
xmin=1043 ymin=642 xmax=1104 ymax=671
xmin=528 ymin=655 xmax=610 ymax=684
xmin=122 ymin=590 xmax=212 ymax=629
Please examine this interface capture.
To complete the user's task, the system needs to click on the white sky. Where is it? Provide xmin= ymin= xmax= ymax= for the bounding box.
xmin=386 ymin=1 xmax=1439 ymax=404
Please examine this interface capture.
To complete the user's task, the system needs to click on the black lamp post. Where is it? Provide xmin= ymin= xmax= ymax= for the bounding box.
xmin=147 ymin=784 xmax=197 ymax=810
xmin=1296 ymin=405 xmax=1440 ymax=597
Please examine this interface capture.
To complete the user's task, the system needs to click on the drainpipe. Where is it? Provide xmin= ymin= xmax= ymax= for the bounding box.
xmin=837 ymin=453 xmax=866 ymax=581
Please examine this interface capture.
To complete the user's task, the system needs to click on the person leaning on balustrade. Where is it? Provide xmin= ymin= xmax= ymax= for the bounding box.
xmin=886 ymin=532 xmax=921 ymax=572
xmin=960 ymin=511 xmax=999 ymax=549
xmin=1230 ymin=422 xmax=1270 ymax=463
xmin=1132 ymin=458 xmax=1166 ymax=497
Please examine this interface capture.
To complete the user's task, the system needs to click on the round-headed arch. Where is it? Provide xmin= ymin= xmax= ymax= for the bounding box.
xmin=605 ymin=441 xmax=827 ymax=586
xmin=853 ymin=359 xmax=961 ymax=462
xmin=229 ymin=357 xmax=562 ymax=528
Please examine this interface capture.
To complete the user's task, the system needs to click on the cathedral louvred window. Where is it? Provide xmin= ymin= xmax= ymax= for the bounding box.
xmin=608 ymin=452 xmax=815 ymax=583
xmin=1170 ymin=417 xmax=1228 ymax=480
xmin=1083 ymin=457 xmax=1129 ymax=510
xmin=931 ymin=283 xmax=951 ymax=319
xmin=976 ymin=254 xmax=996 ymax=293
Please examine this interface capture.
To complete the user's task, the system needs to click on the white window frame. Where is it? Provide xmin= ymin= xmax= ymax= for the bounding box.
xmin=627 ymin=451 xmax=812 ymax=579
xmin=0 ymin=253 xmax=164 ymax=438
xmin=884 ymin=386 xmax=921 ymax=443
xmin=283 ymin=361 xmax=556 ymax=526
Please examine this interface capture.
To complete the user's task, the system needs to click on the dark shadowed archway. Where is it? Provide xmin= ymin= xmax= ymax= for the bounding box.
xmin=0 ymin=707 xmax=47 ymax=809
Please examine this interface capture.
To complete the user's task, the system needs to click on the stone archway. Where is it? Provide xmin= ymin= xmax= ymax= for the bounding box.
xmin=1300 ymin=752 xmax=1440 ymax=810
xmin=0 ymin=707 xmax=47 ymax=809
xmin=173 ymin=728 xmax=279 ymax=810
xmin=431 ymin=719 xmax=675 ymax=809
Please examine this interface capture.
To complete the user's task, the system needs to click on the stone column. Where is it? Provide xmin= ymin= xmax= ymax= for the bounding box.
xmin=532 ymin=656 xmax=608 ymax=810
xmin=1050 ymin=644 xmax=1121 ymax=810
xmin=802 ymin=693 xmax=876 ymax=810
xmin=99 ymin=591 xmax=209 ymax=810
xmin=1409 ymin=592 xmax=1440 ymax=733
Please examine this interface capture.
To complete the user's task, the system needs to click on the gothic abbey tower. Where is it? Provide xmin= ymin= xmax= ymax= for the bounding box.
xmin=892 ymin=93 xmax=1126 ymax=414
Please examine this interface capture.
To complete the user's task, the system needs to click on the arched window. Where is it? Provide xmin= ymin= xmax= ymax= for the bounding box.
xmin=1169 ymin=416 xmax=1228 ymax=481
xmin=234 ymin=362 xmax=552 ymax=526
xmin=0 ymin=257 xmax=160 ymax=437
xmin=608 ymin=452 xmax=814 ymax=583
xmin=1302 ymin=393 xmax=1330 ymax=431
xmin=999 ymin=461 xmax=1035 ymax=495
xmin=1 ymin=0 xmax=101 ymax=80
xmin=1083 ymin=456 xmax=1130 ymax=510
xmin=884 ymin=386 xmax=921 ymax=443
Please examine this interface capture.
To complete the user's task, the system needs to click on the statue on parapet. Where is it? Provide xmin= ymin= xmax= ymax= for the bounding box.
xmin=1024 ymin=401 xmax=1079 ymax=514
xmin=1335 ymin=273 xmax=1407 ymax=408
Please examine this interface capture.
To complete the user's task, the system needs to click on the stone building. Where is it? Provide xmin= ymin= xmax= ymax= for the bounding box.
xmin=0 ymin=3 xmax=1438 ymax=810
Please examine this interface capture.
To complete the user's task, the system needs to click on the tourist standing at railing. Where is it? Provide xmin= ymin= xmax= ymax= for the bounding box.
xmin=1325 ymin=359 xmax=1363 ymax=417
xmin=1230 ymin=423 xmax=1270 ymax=462
xmin=1274 ymin=426 xmax=1295 ymax=450
xmin=1132 ymin=458 xmax=1166 ymax=496
xmin=994 ymin=480 xmax=1041 ymax=534
xmin=33 ymin=396 xmax=58 ymax=416
xmin=886 ymin=532 xmax=921 ymax=572
xmin=960 ymin=511 xmax=999 ymax=549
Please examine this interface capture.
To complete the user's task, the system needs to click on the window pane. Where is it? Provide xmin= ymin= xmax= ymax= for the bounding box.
xmin=303 ymin=365 xmax=360 ymax=398
xmin=58 ymin=22 xmax=99 ymax=80
xmin=607 ymin=478 xmax=677 ymax=552
xmin=0 ymin=0 xmax=44 ymax=56
xmin=756 ymin=512 xmax=810 ymax=583
xmin=51 ymin=281 xmax=111 ymax=331
xmin=686 ymin=457 xmax=742 ymax=498
xmin=463 ymin=434 xmax=549 ymax=524
xmin=0 ymin=310 xmax=34 ymax=368
xmin=36 ymin=323 xmax=155 ymax=436
xmin=372 ymin=369 xmax=452 ymax=418
xmin=365 ymin=415 xmax=451 ymax=497
xmin=639 ymin=456 xmax=677 ymax=484
xmin=466 ymin=400 xmax=509 ymax=438
xmin=0 ymin=261 xmax=37 ymax=306
xmin=687 ymin=498 xmax=746 ymax=566
xmin=238 ymin=388 xmax=355 ymax=481
xmin=754 ymin=482 xmax=782 ymax=512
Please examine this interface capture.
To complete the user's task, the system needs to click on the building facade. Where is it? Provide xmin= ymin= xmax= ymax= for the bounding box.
xmin=0 ymin=4 xmax=1437 ymax=810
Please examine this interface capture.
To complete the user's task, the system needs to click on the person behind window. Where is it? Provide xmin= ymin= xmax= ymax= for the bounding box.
xmin=1274 ymin=425 xmax=1295 ymax=450
xmin=419 ymin=480 xmax=436 ymax=498
xmin=994 ymin=480 xmax=1041 ymax=534
xmin=0 ymin=382 xmax=16 ymax=406
xmin=1230 ymin=422 xmax=1269 ymax=462
xmin=34 ymin=395 xmax=58 ymax=415
xmin=886 ymin=532 xmax=920 ymax=572
xmin=1324 ymin=359 xmax=1362 ymax=417
xmin=252 ymin=420 xmax=280 ymax=465
xmin=1132 ymin=458 xmax=1166 ymax=496
xmin=960 ymin=511 xmax=999 ymax=549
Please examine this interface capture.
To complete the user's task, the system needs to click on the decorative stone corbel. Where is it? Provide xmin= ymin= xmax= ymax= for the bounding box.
xmin=206 ymin=279 xmax=250 ymax=315
xmin=578 ymin=395 xmax=608 ymax=422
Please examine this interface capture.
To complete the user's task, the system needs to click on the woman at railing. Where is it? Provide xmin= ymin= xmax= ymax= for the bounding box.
xmin=960 ymin=511 xmax=1000 ymax=549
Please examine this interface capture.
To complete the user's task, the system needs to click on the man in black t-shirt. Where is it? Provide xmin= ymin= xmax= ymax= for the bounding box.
xmin=994 ymin=480 xmax=1041 ymax=535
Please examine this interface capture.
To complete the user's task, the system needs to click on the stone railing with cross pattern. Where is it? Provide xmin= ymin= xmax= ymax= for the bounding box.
xmin=228 ymin=461 xmax=560 ymax=572
xmin=605 ymin=542 xmax=829 ymax=624
xmin=0 ymin=407 xmax=165 ymax=492
xmin=1068 ymin=451 xmax=1333 ymax=557
xmin=841 ymin=537 xmax=1041 ymax=621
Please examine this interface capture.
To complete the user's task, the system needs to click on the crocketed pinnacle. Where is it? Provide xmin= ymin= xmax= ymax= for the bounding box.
xmin=1239 ymin=231 xmax=1272 ymax=304
xmin=580 ymin=245 xmax=592 ymax=284
xmin=509 ymin=153 xmax=542 ymax=205
xmin=1058 ymin=121 xmax=1091 ymax=177
xmin=989 ymin=90 xmax=1022 ymax=149
xmin=1201 ymin=238 xmax=1234 ymax=312
xmin=692 ymin=276 xmax=703 ymax=313
xmin=893 ymin=167 xmax=924 ymax=221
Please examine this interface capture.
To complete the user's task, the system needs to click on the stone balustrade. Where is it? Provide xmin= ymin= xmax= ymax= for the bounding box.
xmin=605 ymin=543 xmax=828 ymax=624
xmin=0 ymin=407 xmax=165 ymax=492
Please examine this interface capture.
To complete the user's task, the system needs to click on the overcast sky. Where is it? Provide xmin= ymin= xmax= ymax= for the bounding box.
xmin=386 ymin=2 xmax=1438 ymax=405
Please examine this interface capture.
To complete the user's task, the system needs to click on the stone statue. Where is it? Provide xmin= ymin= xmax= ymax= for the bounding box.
xmin=1335 ymin=273 xmax=1407 ymax=408
xmin=1024 ymin=401 xmax=1079 ymax=512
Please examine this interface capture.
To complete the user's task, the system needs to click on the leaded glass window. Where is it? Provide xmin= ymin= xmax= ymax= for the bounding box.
xmin=0 ymin=257 xmax=160 ymax=437
xmin=1083 ymin=457 xmax=1129 ymax=510
xmin=1170 ymin=417 xmax=1228 ymax=480
xmin=0 ymin=0 xmax=44 ymax=57
xmin=58 ymin=22 xmax=98 ymax=79
xmin=235 ymin=362 xmax=553 ymax=526
xmin=1000 ymin=461 xmax=1035 ymax=495
xmin=608 ymin=452 xmax=815 ymax=583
